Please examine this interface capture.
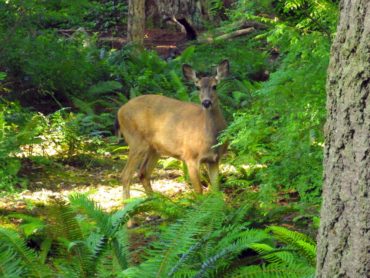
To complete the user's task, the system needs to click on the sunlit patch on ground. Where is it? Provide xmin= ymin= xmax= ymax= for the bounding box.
xmin=0 ymin=178 xmax=188 ymax=213
xmin=0 ymin=149 xmax=244 ymax=217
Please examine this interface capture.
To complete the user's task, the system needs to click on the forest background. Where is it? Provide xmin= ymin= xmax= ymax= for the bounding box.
xmin=0 ymin=0 xmax=339 ymax=277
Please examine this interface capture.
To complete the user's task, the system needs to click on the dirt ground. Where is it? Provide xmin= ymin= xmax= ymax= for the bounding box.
xmin=0 ymin=155 xmax=189 ymax=217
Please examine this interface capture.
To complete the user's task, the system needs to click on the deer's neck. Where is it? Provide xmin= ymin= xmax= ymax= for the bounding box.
xmin=204 ymin=103 xmax=226 ymax=143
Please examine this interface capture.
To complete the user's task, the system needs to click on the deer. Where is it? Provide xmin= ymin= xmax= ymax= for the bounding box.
xmin=115 ymin=60 xmax=229 ymax=200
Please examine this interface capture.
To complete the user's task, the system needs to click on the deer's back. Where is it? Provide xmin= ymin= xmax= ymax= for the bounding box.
xmin=117 ymin=95 xmax=210 ymax=159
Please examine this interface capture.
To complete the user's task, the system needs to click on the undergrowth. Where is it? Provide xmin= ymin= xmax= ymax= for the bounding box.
xmin=1 ymin=194 xmax=316 ymax=278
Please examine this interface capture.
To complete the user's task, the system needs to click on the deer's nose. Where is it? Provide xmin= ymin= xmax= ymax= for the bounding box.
xmin=202 ymin=100 xmax=212 ymax=108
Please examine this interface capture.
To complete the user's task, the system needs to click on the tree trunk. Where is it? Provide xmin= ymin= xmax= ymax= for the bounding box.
xmin=316 ymin=0 xmax=370 ymax=277
xmin=146 ymin=0 xmax=208 ymax=28
xmin=127 ymin=0 xmax=145 ymax=46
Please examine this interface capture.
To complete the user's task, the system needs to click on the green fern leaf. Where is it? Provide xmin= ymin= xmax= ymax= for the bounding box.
xmin=0 ymin=227 xmax=53 ymax=277
xmin=0 ymin=246 xmax=24 ymax=278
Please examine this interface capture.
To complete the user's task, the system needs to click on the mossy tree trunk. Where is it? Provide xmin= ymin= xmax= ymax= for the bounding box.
xmin=316 ymin=0 xmax=370 ymax=277
xmin=127 ymin=0 xmax=145 ymax=46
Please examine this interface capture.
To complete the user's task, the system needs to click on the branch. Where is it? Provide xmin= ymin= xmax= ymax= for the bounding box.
xmin=199 ymin=27 xmax=255 ymax=43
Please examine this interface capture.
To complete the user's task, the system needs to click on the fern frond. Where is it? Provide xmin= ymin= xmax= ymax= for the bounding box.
xmin=168 ymin=234 xmax=208 ymax=277
xmin=87 ymin=81 xmax=122 ymax=97
xmin=249 ymin=243 xmax=295 ymax=265
xmin=53 ymin=261 xmax=84 ymax=278
xmin=85 ymin=231 xmax=106 ymax=259
xmin=0 ymin=246 xmax=24 ymax=278
xmin=296 ymin=239 xmax=316 ymax=266
xmin=129 ymin=194 xmax=226 ymax=277
xmin=0 ymin=227 xmax=53 ymax=277
xmin=110 ymin=197 xmax=149 ymax=233
xmin=230 ymin=263 xmax=315 ymax=278
xmin=69 ymin=194 xmax=111 ymax=234
xmin=194 ymin=228 xmax=271 ymax=278
xmin=267 ymin=226 xmax=316 ymax=266
xmin=140 ymin=193 xmax=188 ymax=219
xmin=48 ymin=204 xmax=95 ymax=277
xmin=111 ymin=226 xmax=130 ymax=270
xmin=268 ymin=226 xmax=316 ymax=245
xmin=8 ymin=213 xmax=46 ymax=237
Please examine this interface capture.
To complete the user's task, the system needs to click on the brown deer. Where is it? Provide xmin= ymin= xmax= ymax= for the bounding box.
xmin=116 ymin=60 xmax=229 ymax=199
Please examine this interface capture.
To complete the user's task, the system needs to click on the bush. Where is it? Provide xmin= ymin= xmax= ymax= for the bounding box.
xmin=0 ymin=100 xmax=43 ymax=191
xmin=223 ymin=1 xmax=337 ymax=203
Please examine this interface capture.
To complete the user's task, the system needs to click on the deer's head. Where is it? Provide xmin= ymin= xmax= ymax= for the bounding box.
xmin=183 ymin=60 xmax=229 ymax=109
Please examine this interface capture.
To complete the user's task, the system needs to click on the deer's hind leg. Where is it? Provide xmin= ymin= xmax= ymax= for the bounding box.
xmin=139 ymin=148 xmax=159 ymax=195
xmin=121 ymin=143 xmax=149 ymax=200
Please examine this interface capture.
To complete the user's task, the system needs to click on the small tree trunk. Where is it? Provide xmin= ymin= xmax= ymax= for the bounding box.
xmin=316 ymin=0 xmax=370 ymax=277
xmin=127 ymin=0 xmax=145 ymax=46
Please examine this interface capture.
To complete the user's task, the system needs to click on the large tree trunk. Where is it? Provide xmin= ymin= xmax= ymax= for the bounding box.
xmin=316 ymin=0 xmax=370 ymax=277
xmin=146 ymin=0 xmax=208 ymax=28
xmin=127 ymin=0 xmax=145 ymax=46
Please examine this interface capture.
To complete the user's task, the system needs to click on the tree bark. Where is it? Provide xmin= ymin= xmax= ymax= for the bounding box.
xmin=146 ymin=0 xmax=208 ymax=28
xmin=316 ymin=0 xmax=370 ymax=277
xmin=127 ymin=0 xmax=145 ymax=46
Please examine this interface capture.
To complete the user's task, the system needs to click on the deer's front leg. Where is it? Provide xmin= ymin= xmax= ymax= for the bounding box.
xmin=207 ymin=161 xmax=219 ymax=191
xmin=186 ymin=160 xmax=203 ymax=194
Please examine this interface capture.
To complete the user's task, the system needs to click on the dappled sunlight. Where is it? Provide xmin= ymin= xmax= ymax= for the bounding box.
xmin=0 ymin=176 xmax=189 ymax=213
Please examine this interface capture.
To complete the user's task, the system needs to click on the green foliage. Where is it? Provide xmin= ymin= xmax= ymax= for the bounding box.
xmin=0 ymin=101 xmax=44 ymax=191
xmin=0 ymin=227 xmax=53 ymax=277
xmin=1 ymin=194 xmax=317 ymax=277
xmin=1 ymin=1 xmax=336 ymax=275
xmin=221 ymin=0 xmax=338 ymax=203
xmin=122 ymin=194 xmax=316 ymax=278
xmin=230 ymin=264 xmax=314 ymax=278
xmin=0 ymin=0 xmax=119 ymax=31
xmin=1 ymin=195 xmax=149 ymax=277
xmin=0 ymin=1 xmax=125 ymax=111
xmin=86 ymin=0 xmax=128 ymax=33
xmin=230 ymin=225 xmax=316 ymax=277
xmin=275 ymin=0 xmax=338 ymax=34
xmin=0 ymin=30 xmax=107 ymax=103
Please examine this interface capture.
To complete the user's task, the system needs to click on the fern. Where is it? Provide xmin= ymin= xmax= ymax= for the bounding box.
xmin=227 ymin=226 xmax=317 ymax=278
xmin=0 ymin=227 xmax=53 ymax=277
xmin=69 ymin=194 xmax=147 ymax=236
xmin=230 ymin=263 xmax=315 ymax=278
xmin=123 ymin=194 xmax=226 ymax=277
xmin=249 ymin=243 xmax=295 ymax=265
xmin=46 ymin=204 xmax=97 ymax=277
xmin=0 ymin=245 xmax=24 ymax=278
xmin=122 ymin=194 xmax=278 ymax=278
xmin=193 ymin=228 xmax=271 ymax=277
xmin=41 ymin=195 xmax=145 ymax=277
xmin=87 ymin=81 xmax=122 ymax=97
xmin=267 ymin=225 xmax=316 ymax=266
xmin=69 ymin=194 xmax=111 ymax=234
xmin=67 ymin=194 xmax=153 ymax=275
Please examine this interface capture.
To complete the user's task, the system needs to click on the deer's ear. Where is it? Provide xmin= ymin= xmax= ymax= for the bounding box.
xmin=183 ymin=64 xmax=199 ymax=83
xmin=215 ymin=59 xmax=229 ymax=82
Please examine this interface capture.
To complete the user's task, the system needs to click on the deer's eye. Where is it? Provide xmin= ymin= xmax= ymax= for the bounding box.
xmin=212 ymin=85 xmax=217 ymax=90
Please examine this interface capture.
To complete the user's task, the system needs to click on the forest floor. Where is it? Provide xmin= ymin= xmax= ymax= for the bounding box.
xmin=0 ymin=153 xmax=190 ymax=219
xmin=0 ymin=149 xmax=317 ymax=238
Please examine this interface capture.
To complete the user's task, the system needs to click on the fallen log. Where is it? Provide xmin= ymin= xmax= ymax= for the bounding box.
xmin=199 ymin=27 xmax=255 ymax=43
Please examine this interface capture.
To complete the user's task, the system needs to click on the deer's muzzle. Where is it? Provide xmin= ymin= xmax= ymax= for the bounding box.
xmin=202 ymin=100 xmax=212 ymax=109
